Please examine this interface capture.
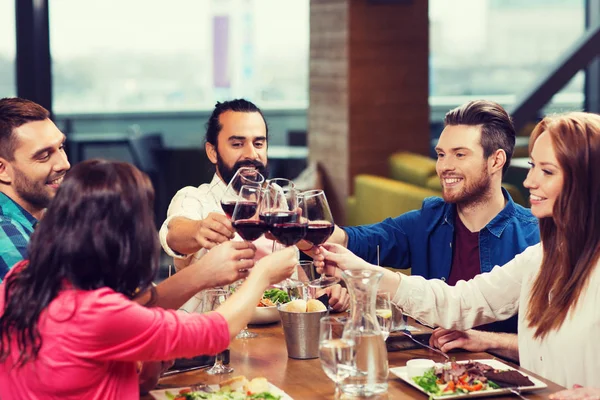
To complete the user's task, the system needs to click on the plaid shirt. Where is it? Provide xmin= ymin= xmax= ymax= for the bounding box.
xmin=0 ymin=192 xmax=37 ymax=282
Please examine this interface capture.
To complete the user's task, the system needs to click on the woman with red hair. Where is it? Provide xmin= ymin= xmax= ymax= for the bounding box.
xmin=317 ymin=112 xmax=600 ymax=399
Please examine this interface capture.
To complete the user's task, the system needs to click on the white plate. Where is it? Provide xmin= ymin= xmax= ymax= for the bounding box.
xmin=249 ymin=306 xmax=280 ymax=324
xmin=390 ymin=358 xmax=548 ymax=399
xmin=149 ymin=382 xmax=293 ymax=399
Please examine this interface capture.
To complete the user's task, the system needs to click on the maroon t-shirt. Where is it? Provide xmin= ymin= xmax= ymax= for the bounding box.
xmin=447 ymin=215 xmax=481 ymax=286
xmin=447 ymin=215 xmax=518 ymax=334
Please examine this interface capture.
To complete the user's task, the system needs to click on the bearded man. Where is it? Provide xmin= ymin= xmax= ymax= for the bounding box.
xmin=311 ymin=100 xmax=540 ymax=338
xmin=0 ymin=98 xmax=70 ymax=281
xmin=160 ymin=99 xmax=349 ymax=313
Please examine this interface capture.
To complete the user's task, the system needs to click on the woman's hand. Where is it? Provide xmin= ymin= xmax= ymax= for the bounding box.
xmin=251 ymin=246 xmax=298 ymax=285
xmin=429 ymin=328 xmax=493 ymax=353
xmin=314 ymin=243 xmax=374 ymax=277
xmin=196 ymin=241 xmax=257 ymax=287
xmin=550 ymin=386 xmax=600 ymax=400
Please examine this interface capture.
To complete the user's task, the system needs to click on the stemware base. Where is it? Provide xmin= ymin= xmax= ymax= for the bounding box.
xmin=308 ymin=276 xmax=340 ymax=289
xmin=205 ymin=363 xmax=234 ymax=375
xmin=236 ymin=329 xmax=258 ymax=339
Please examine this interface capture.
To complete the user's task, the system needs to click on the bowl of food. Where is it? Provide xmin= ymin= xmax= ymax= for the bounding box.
xmin=249 ymin=288 xmax=290 ymax=325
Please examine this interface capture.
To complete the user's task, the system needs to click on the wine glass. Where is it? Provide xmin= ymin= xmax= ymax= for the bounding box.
xmin=302 ymin=190 xmax=338 ymax=288
xmin=202 ymin=289 xmax=233 ymax=374
xmin=319 ymin=316 xmax=356 ymax=399
xmin=221 ymin=167 xmax=265 ymax=217
xmin=375 ymin=292 xmax=392 ymax=341
xmin=231 ymin=185 xmax=266 ymax=242
xmin=230 ymin=279 xmax=258 ymax=339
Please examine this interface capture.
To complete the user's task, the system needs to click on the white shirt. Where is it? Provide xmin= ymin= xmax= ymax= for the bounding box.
xmin=159 ymin=174 xmax=274 ymax=312
xmin=393 ymin=243 xmax=600 ymax=388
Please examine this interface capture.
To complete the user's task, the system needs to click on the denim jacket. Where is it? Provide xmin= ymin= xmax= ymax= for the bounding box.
xmin=344 ymin=188 xmax=540 ymax=281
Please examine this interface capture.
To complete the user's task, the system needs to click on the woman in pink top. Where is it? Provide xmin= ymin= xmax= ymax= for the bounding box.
xmin=0 ymin=159 xmax=297 ymax=400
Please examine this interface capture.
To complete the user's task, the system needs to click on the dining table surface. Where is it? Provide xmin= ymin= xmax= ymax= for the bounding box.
xmin=142 ymin=319 xmax=564 ymax=400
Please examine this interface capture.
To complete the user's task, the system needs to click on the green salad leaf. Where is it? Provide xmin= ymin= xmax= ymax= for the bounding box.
xmin=263 ymin=289 xmax=289 ymax=304
xmin=412 ymin=368 xmax=441 ymax=396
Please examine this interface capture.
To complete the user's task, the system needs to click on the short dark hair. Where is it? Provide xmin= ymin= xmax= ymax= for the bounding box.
xmin=0 ymin=159 xmax=159 ymax=367
xmin=204 ymin=99 xmax=268 ymax=148
xmin=444 ymin=100 xmax=516 ymax=175
xmin=0 ymin=97 xmax=50 ymax=160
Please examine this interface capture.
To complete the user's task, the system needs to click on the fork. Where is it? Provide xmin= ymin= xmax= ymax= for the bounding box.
xmin=399 ymin=329 xmax=450 ymax=360
xmin=506 ymin=387 xmax=530 ymax=400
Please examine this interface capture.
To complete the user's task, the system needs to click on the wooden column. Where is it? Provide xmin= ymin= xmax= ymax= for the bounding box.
xmin=309 ymin=0 xmax=429 ymax=224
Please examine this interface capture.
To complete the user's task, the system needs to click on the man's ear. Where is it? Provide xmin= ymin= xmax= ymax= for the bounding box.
xmin=0 ymin=158 xmax=13 ymax=185
xmin=489 ymin=149 xmax=507 ymax=175
xmin=205 ymin=142 xmax=218 ymax=165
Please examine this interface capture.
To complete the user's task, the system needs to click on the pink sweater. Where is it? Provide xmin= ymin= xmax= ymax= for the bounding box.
xmin=0 ymin=282 xmax=230 ymax=399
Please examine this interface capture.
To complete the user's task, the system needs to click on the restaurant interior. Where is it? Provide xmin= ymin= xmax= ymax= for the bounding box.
xmin=2 ymin=0 xmax=600 ymax=399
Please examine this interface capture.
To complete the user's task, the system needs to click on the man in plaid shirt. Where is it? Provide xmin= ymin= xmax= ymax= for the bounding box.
xmin=0 ymin=98 xmax=69 ymax=282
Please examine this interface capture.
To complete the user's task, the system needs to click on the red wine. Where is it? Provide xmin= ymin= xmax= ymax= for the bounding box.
xmin=271 ymin=223 xmax=307 ymax=246
xmin=221 ymin=201 xmax=257 ymax=219
xmin=259 ymin=211 xmax=298 ymax=226
xmin=232 ymin=220 xmax=268 ymax=241
xmin=305 ymin=223 xmax=334 ymax=246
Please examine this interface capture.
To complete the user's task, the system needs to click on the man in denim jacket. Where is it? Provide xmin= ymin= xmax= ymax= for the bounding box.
xmin=311 ymin=100 xmax=540 ymax=358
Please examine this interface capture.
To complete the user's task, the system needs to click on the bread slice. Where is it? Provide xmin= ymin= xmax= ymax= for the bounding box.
xmin=219 ymin=375 xmax=249 ymax=391
xmin=306 ymin=299 xmax=327 ymax=312
xmin=245 ymin=377 xmax=270 ymax=394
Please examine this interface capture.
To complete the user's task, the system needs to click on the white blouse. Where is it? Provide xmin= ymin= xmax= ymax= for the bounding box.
xmin=393 ymin=243 xmax=600 ymax=388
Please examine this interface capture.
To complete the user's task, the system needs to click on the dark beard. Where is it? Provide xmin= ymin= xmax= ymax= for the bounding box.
xmin=216 ymin=154 xmax=269 ymax=185
xmin=441 ymin=165 xmax=492 ymax=209
xmin=13 ymin=167 xmax=53 ymax=211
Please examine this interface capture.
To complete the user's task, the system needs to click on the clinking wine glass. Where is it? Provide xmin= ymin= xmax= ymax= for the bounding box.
xmin=230 ymin=187 xmax=266 ymax=339
xmin=302 ymin=190 xmax=338 ymax=289
xmin=261 ymin=184 xmax=308 ymax=294
xmin=221 ymin=167 xmax=265 ymax=217
xmin=202 ymin=289 xmax=233 ymax=375
xmin=319 ymin=316 xmax=356 ymax=400
xmin=231 ymin=185 xmax=267 ymax=242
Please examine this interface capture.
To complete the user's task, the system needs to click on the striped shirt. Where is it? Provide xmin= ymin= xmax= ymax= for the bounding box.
xmin=0 ymin=192 xmax=37 ymax=282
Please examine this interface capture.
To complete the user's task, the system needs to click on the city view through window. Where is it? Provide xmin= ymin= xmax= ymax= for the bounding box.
xmin=0 ymin=0 xmax=586 ymax=114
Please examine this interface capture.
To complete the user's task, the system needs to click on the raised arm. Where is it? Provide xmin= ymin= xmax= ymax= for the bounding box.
xmin=133 ymin=241 xmax=257 ymax=310
xmin=76 ymin=248 xmax=298 ymax=362
xmin=318 ymin=242 xmax=537 ymax=331
xmin=159 ymin=187 xmax=235 ymax=269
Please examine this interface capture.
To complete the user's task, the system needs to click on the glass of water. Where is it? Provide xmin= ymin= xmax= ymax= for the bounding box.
xmin=318 ymin=316 xmax=356 ymax=399
xmin=375 ymin=292 xmax=392 ymax=341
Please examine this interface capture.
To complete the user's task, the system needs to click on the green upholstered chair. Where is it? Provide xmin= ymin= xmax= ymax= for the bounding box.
xmin=388 ymin=152 xmax=437 ymax=187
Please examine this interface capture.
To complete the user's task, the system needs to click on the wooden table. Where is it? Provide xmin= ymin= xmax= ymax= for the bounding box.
xmin=142 ymin=323 xmax=564 ymax=399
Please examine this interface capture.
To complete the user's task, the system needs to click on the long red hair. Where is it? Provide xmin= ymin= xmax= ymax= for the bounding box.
xmin=526 ymin=112 xmax=600 ymax=339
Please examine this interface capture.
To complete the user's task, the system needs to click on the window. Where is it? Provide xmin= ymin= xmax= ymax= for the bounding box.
xmin=49 ymin=0 xmax=309 ymax=113
xmin=0 ymin=1 xmax=16 ymax=97
xmin=429 ymin=0 xmax=585 ymax=116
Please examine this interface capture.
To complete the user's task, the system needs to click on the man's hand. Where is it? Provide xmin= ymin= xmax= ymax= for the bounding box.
xmin=194 ymin=212 xmax=235 ymax=250
xmin=429 ymin=328 xmax=493 ymax=353
xmin=320 ymin=284 xmax=350 ymax=312
xmin=550 ymin=385 xmax=600 ymax=400
xmin=195 ymin=241 xmax=257 ymax=287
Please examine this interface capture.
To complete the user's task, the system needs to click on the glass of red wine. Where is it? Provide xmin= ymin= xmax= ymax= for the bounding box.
xmin=221 ymin=167 xmax=265 ymax=218
xmin=261 ymin=184 xmax=308 ymax=294
xmin=301 ymin=190 xmax=339 ymax=289
xmin=230 ymin=186 xmax=267 ymax=340
xmin=231 ymin=185 xmax=266 ymax=242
